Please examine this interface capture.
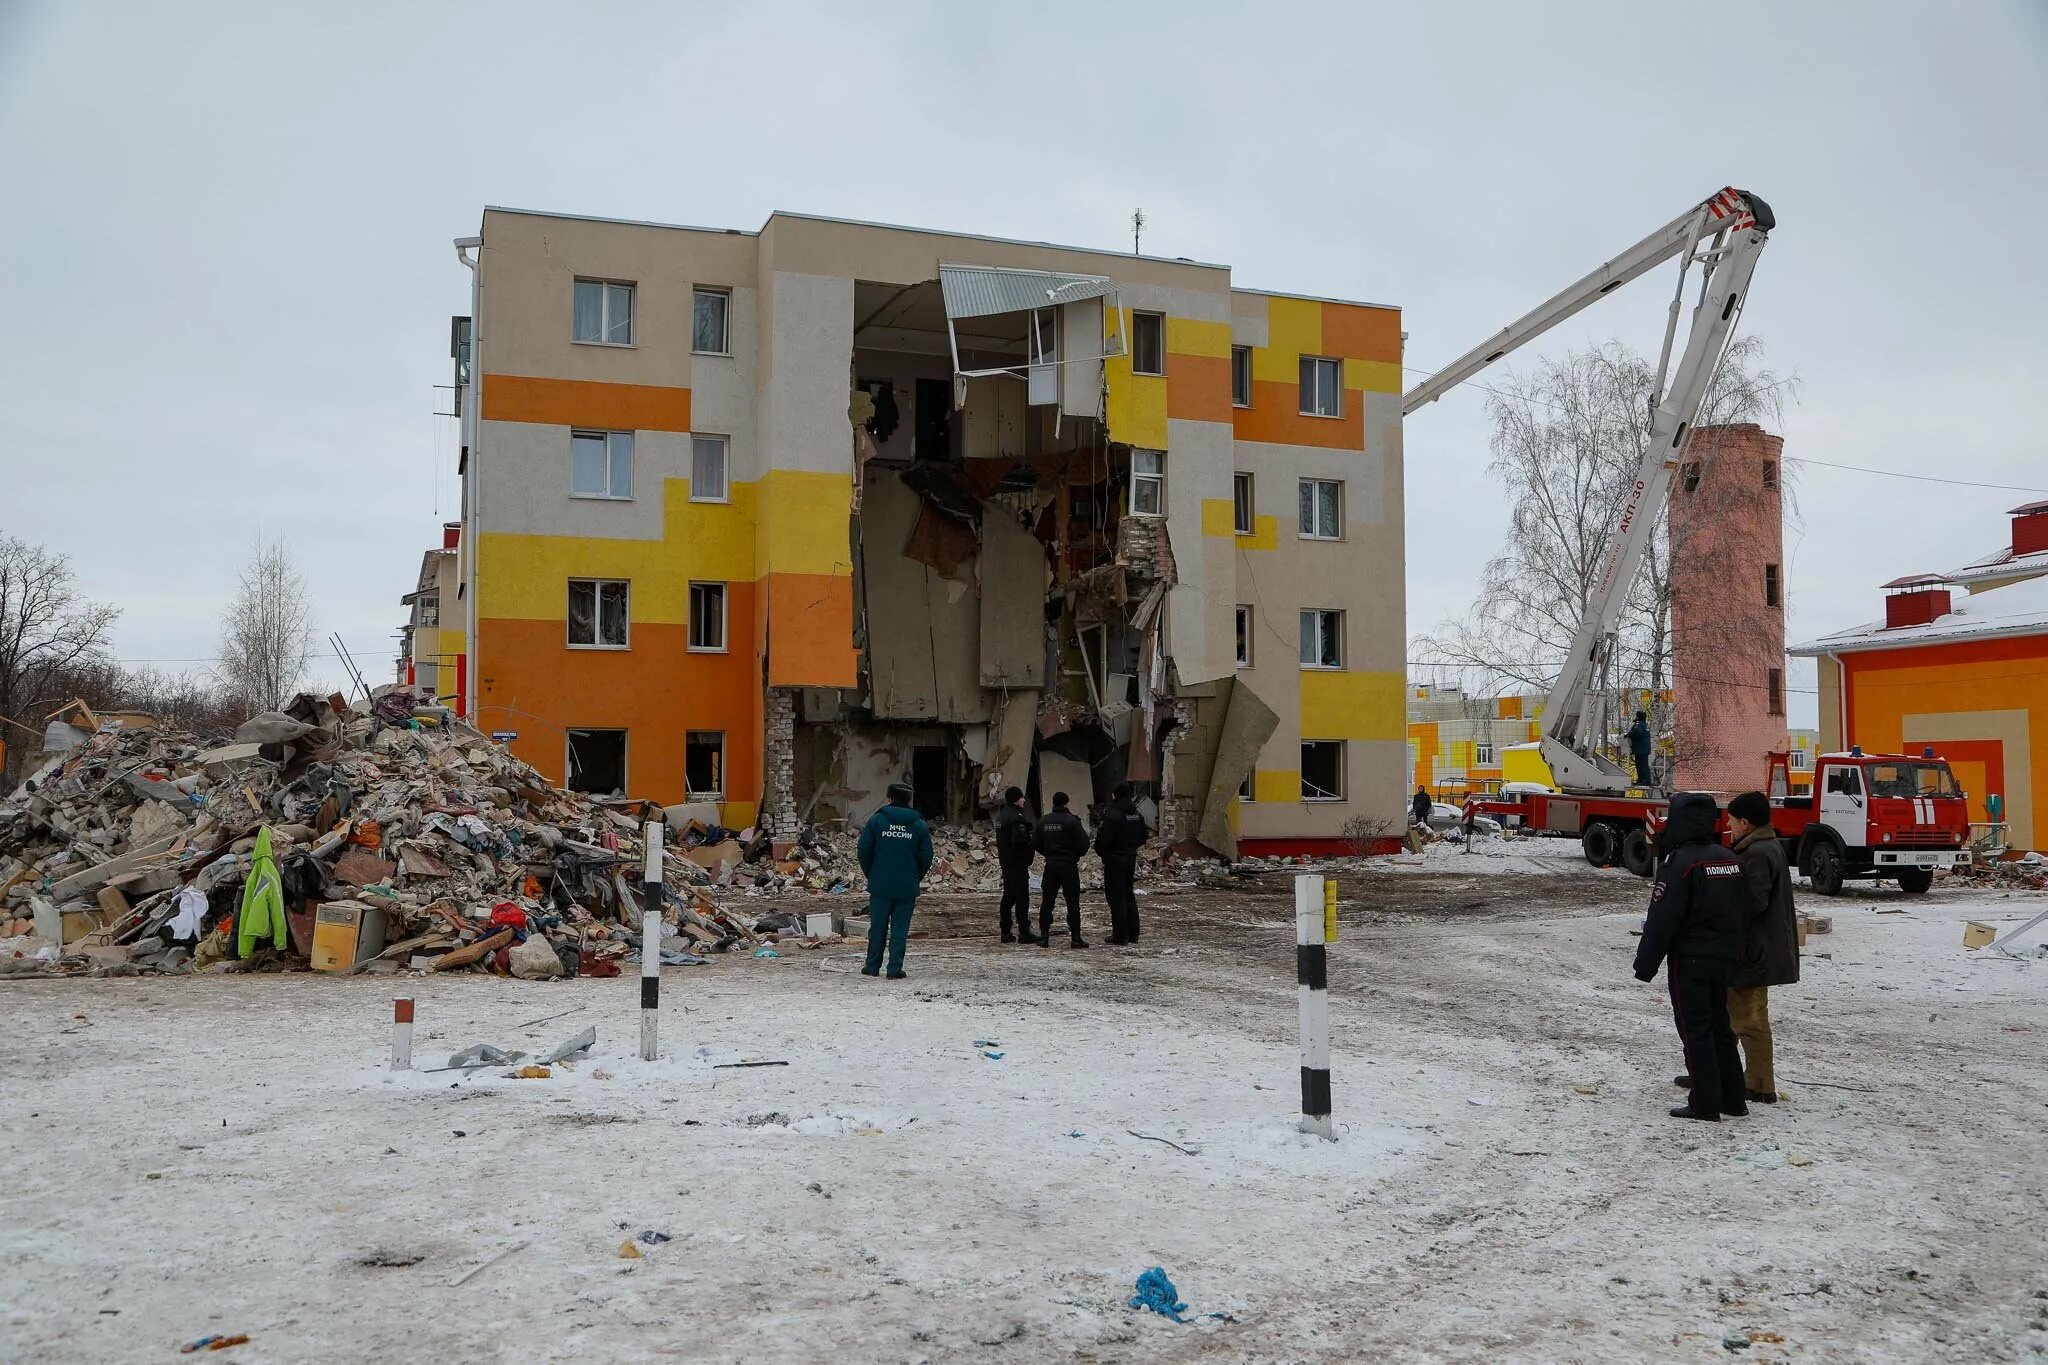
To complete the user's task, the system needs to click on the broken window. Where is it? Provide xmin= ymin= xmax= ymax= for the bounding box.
xmin=1763 ymin=459 xmax=1778 ymax=490
xmin=1131 ymin=450 xmax=1165 ymax=518
xmin=1681 ymin=461 xmax=1702 ymax=493
xmin=1233 ymin=472 xmax=1255 ymax=536
xmin=1132 ymin=311 xmax=1165 ymax=376
xmin=1235 ymin=605 xmax=1252 ymax=668
xmin=568 ymin=579 xmax=629 ymax=648
xmin=1299 ymin=609 xmax=1343 ymax=669
xmin=692 ymin=287 xmax=730 ymax=354
xmin=688 ymin=582 xmax=727 ymax=651
xmin=1764 ymin=563 xmax=1781 ymax=608
xmin=574 ymin=279 xmax=633 ymax=345
xmin=571 ymin=430 xmax=633 ymax=499
xmin=1768 ymin=667 xmax=1785 ymax=717
xmin=685 ymin=731 xmax=725 ymax=797
xmin=1299 ymin=355 xmax=1341 ymax=417
xmin=417 ymin=595 xmax=439 ymax=628
xmin=1239 ymin=773 xmax=1255 ymax=802
xmin=1298 ymin=479 xmax=1342 ymax=540
xmin=1301 ymin=740 xmax=1346 ymax=802
xmin=1232 ymin=345 xmax=1253 ymax=407
xmin=691 ymin=434 xmax=728 ymax=502
xmin=566 ymin=728 xmax=626 ymax=794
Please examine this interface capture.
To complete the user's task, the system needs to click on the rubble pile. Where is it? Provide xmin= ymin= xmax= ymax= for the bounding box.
xmin=0 ymin=691 xmax=765 ymax=979
xmin=1953 ymin=849 xmax=2048 ymax=892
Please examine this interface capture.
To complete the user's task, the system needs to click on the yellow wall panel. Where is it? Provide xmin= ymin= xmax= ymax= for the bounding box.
xmin=1254 ymin=768 xmax=1302 ymax=803
xmin=757 ymin=470 xmax=854 ymax=578
xmin=1199 ymin=499 xmax=1278 ymax=550
xmin=1302 ymin=670 xmax=1405 ymax=741
xmin=1344 ymin=358 xmax=1403 ymax=393
xmin=1255 ymin=296 xmax=1322 ymax=383
xmin=1166 ymin=317 xmax=1232 ymax=358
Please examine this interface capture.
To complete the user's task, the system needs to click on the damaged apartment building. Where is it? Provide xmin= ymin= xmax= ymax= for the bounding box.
xmin=440 ymin=207 xmax=1406 ymax=856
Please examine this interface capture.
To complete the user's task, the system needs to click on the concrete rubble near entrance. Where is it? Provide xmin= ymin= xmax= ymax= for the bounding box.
xmin=0 ymin=690 xmax=1185 ymax=980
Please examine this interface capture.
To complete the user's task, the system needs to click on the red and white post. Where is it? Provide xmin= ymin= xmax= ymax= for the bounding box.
xmin=391 ymin=996 xmax=414 ymax=1071
xmin=640 ymin=820 xmax=663 ymax=1062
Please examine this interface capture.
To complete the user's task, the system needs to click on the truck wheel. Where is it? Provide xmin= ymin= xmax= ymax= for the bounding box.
xmin=1581 ymin=822 xmax=1618 ymax=868
xmin=1896 ymin=866 xmax=1934 ymax=895
xmin=1620 ymin=828 xmax=1655 ymax=878
xmin=1806 ymin=841 xmax=1846 ymax=896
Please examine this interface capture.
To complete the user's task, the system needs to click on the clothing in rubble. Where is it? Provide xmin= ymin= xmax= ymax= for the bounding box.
xmin=1033 ymin=795 xmax=1092 ymax=947
xmin=1634 ymin=792 xmax=1747 ymax=1119
xmin=1094 ymin=787 xmax=1150 ymax=945
xmin=857 ymin=787 xmax=932 ymax=978
xmin=235 ymin=826 xmax=289 ymax=959
xmin=993 ymin=789 xmax=1038 ymax=942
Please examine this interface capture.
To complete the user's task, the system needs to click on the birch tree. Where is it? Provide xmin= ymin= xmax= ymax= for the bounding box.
xmin=218 ymin=537 xmax=314 ymax=716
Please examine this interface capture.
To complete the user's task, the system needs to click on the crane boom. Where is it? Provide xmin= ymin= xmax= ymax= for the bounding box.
xmin=1404 ymin=187 xmax=1775 ymax=793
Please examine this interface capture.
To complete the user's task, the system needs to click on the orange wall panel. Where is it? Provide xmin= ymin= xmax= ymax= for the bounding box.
xmin=482 ymin=373 xmax=692 ymax=431
xmin=1233 ymin=380 xmax=1364 ymax=450
xmin=765 ymin=572 xmax=858 ymax=688
xmin=1319 ymin=302 xmax=1402 ymax=363
xmin=1166 ymin=353 xmax=1233 ymax=423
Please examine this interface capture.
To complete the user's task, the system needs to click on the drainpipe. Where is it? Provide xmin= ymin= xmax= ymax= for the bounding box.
xmin=455 ymin=236 xmax=482 ymax=722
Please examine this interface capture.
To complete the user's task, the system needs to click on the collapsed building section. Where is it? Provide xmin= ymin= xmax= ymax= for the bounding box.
xmin=442 ymin=208 xmax=1407 ymax=857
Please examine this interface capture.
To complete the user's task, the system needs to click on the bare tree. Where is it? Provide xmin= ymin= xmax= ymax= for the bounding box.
xmin=0 ymin=535 xmax=120 ymax=774
xmin=1413 ymin=336 xmax=1795 ymax=754
xmin=217 ymin=537 xmax=313 ymax=716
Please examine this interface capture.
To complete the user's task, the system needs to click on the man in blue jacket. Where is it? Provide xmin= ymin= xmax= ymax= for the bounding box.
xmin=1634 ymin=791 xmax=1749 ymax=1121
xmin=858 ymin=782 xmax=934 ymax=980
xmin=1628 ymin=711 xmax=1655 ymax=787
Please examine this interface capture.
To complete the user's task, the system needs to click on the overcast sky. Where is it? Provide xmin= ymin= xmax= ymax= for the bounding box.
xmin=4 ymin=1 xmax=2044 ymax=728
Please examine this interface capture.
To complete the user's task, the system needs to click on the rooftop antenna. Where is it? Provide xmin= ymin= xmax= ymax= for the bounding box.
xmin=1131 ymin=208 xmax=1146 ymax=256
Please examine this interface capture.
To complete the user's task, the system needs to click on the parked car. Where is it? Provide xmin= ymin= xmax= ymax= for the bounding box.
xmin=1427 ymin=802 xmax=1501 ymax=836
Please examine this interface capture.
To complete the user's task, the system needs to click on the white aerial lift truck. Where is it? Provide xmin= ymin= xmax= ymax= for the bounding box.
xmin=1405 ymin=188 xmax=1971 ymax=892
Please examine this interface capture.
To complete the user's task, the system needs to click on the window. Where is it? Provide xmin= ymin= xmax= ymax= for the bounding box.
xmin=1131 ymin=450 xmax=1165 ymax=517
xmin=1299 ymin=356 xmax=1341 ymax=417
xmin=1767 ymin=667 xmax=1785 ymax=717
xmin=417 ymin=595 xmax=439 ymax=628
xmin=1232 ymin=472 xmax=1255 ymax=536
xmin=571 ymin=430 xmax=633 ymax=499
xmin=689 ymin=581 xmax=727 ymax=651
xmin=691 ymin=435 xmax=729 ymax=502
xmin=1681 ymin=461 xmax=1702 ymax=493
xmin=1132 ymin=311 xmax=1164 ymax=375
xmin=1789 ymin=748 xmax=1812 ymax=772
xmin=1239 ymin=773 xmax=1255 ymax=802
xmin=568 ymin=579 xmax=629 ymax=648
xmin=573 ymin=279 xmax=634 ymax=345
xmin=1763 ymin=460 xmax=1779 ymax=490
xmin=1231 ymin=345 xmax=1253 ymax=406
xmin=1476 ymin=741 xmax=1496 ymax=767
xmin=566 ymin=728 xmax=626 ymax=795
xmin=1301 ymin=740 xmax=1346 ymax=801
xmin=692 ymin=287 xmax=730 ymax=355
xmin=1299 ymin=609 xmax=1344 ymax=669
xmin=685 ymin=731 xmax=725 ymax=797
xmin=1825 ymin=765 xmax=1861 ymax=797
xmin=1764 ymin=563 xmax=1781 ymax=608
xmin=1234 ymin=605 xmax=1252 ymax=668
xmin=1298 ymin=478 xmax=1342 ymax=539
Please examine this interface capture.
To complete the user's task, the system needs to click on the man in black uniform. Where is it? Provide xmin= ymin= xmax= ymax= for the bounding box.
xmin=992 ymin=786 xmax=1039 ymax=944
xmin=1032 ymin=791 xmax=1091 ymax=949
xmin=1634 ymin=791 xmax=1749 ymax=1121
xmin=1095 ymin=781 xmax=1150 ymax=946
xmin=1411 ymin=786 xmax=1432 ymax=828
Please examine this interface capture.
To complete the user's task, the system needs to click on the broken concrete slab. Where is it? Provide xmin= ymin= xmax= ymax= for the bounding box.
xmin=1196 ymin=678 xmax=1279 ymax=861
xmin=979 ymin=508 xmax=1050 ymax=688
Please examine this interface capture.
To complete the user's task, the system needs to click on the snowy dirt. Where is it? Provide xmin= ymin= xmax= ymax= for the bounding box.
xmin=2 ymin=856 xmax=2044 ymax=1363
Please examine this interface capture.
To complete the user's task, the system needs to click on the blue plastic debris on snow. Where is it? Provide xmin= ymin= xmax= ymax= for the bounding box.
xmin=1129 ymin=1266 xmax=1189 ymax=1322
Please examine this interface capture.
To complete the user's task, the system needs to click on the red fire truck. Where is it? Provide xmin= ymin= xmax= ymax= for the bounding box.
xmin=1461 ymin=747 xmax=1972 ymax=894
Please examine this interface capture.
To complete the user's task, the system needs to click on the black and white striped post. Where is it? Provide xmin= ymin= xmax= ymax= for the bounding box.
xmin=1295 ymin=873 xmax=1334 ymax=1140
xmin=640 ymin=819 xmax=663 ymax=1062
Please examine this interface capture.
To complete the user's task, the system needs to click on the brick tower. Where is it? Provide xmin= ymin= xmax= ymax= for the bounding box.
xmin=1668 ymin=423 xmax=1788 ymax=792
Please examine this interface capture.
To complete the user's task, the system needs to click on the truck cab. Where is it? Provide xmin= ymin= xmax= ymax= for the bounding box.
xmin=1766 ymin=749 xmax=1970 ymax=895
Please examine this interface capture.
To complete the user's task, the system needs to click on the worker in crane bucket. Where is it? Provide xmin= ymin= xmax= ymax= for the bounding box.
xmin=1628 ymin=711 xmax=1654 ymax=787
xmin=1633 ymin=792 xmax=1749 ymax=1121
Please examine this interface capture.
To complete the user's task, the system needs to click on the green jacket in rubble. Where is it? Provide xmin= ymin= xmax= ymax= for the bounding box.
xmin=236 ymin=826 xmax=288 ymax=957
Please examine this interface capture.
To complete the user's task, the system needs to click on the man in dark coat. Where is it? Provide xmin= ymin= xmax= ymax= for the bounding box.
xmin=857 ymin=783 xmax=933 ymax=980
xmin=1032 ymin=791 xmax=1092 ymax=949
xmin=1095 ymin=781 xmax=1150 ymax=946
xmin=1725 ymin=789 xmax=1798 ymax=1103
xmin=1411 ymin=787 xmax=1432 ymax=827
xmin=992 ymin=786 xmax=1039 ymax=944
xmin=1634 ymin=791 xmax=1749 ymax=1120
xmin=1628 ymin=711 xmax=1654 ymax=786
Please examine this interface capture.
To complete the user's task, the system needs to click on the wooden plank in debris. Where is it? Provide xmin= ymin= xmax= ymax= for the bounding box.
xmin=47 ymin=834 xmax=183 ymax=899
xmin=398 ymin=844 xmax=452 ymax=879
xmin=332 ymin=848 xmax=395 ymax=887
xmin=429 ymin=927 xmax=514 ymax=971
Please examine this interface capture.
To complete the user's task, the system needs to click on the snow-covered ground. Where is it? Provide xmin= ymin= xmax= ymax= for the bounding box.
xmin=2 ymin=869 xmax=2043 ymax=1362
